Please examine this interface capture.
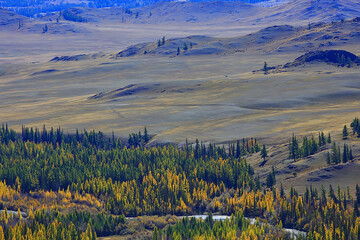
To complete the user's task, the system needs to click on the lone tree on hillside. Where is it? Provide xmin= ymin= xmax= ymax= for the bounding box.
xmin=42 ymin=24 xmax=48 ymax=33
xmin=263 ymin=62 xmax=268 ymax=75
xmin=260 ymin=144 xmax=268 ymax=161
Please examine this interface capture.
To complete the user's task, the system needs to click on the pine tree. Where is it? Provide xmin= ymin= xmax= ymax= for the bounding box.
xmin=236 ymin=140 xmax=241 ymax=158
xmin=128 ymin=134 xmax=134 ymax=147
xmin=289 ymin=134 xmax=300 ymax=161
xmin=326 ymin=152 xmax=331 ymax=165
xmin=144 ymin=127 xmax=149 ymax=143
xmin=194 ymin=139 xmax=201 ymax=159
xmin=302 ymin=136 xmax=309 ymax=157
xmin=329 ymin=185 xmax=337 ymax=203
xmin=263 ymin=62 xmax=268 ymax=75
xmin=138 ymin=131 xmax=142 ymax=144
xmin=318 ymin=132 xmax=322 ymax=146
xmin=310 ymin=136 xmax=318 ymax=155
xmin=266 ymin=167 xmax=276 ymax=188
xmin=327 ymin=133 xmax=331 ymax=143
xmin=331 ymin=142 xmax=341 ymax=164
xmin=349 ymin=147 xmax=353 ymax=160
xmin=343 ymin=125 xmax=349 ymax=139
xmin=343 ymin=144 xmax=348 ymax=163
xmin=280 ymin=184 xmax=285 ymax=198
xmin=260 ymin=144 xmax=268 ymax=161
xmin=356 ymin=184 xmax=360 ymax=204
xmin=321 ymin=185 xmax=327 ymax=205
xmin=43 ymin=24 xmax=48 ymax=33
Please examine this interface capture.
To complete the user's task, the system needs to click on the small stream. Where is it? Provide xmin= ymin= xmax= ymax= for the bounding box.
xmin=0 ymin=210 xmax=27 ymax=218
xmin=125 ymin=214 xmax=306 ymax=238
xmin=177 ymin=215 xmax=306 ymax=239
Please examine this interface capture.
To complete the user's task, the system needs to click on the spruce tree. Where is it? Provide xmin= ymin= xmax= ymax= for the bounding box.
xmin=263 ymin=62 xmax=268 ymax=75
xmin=266 ymin=167 xmax=276 ymax=188
xmin=289 ymin=134 xmax=300 ymax=161
xmin=331 ymin=142 xmax=341 ymax=164
xmin=343 ymin=125 xmax=349 ymax=139
xmin=144 ymin=127 xmax=149 ymax=143
xmin=321 ymin=185 xmax=327 ymax=205
xmin=349 ymin=147 xmax=353 ymax=160
xmin=236 ymin=140 xmax=241 ymax=158
xmin=302 ymin=136 xmax=309 ymax=157
xmin=343 ymin=144 xmax=348 ymax=163
xmin=194 ymin=139 xmax=201 ymax=159
xmin=351 ymin=117 xmax=359 ymax=134
xmin=260 ymin=144 xmax=268 ymax=161
xmin=326 ymin=152 xmax=331 ymax=165
xmin=310 ymin=136 xmax=318 ymax=155
xmin=329 ymin=185 xmax=337 ymax=203
xmin=327 ymin=133 xmax=331 ymax=143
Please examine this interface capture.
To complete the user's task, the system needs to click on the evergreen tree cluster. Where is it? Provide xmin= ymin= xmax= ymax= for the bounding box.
xmin=326 ymin=142 xmax=353 ymax=165
xmin=18 ymin=125 xmax=119 ymax=149
xmin=351 ymin=117 xmax=360 ymax=137
xmin=0 ymin=124 xmax=16 ymax=144
xmin=158 ymin=184 xmax=360 ymax=240
xmin=1 ymin=123 xmax=360 ymax=239
xmin=61 ymin=9 xmax=88 ymax=22
xmin=0 ymin=124 xmax=259 ymax=216
xmin=336 ymin=53 xmax=353 ymax=68
xmin=289 ymin=132 xmax=330 ymax=161
xmin=157 ymin=211 xmax=296 ymax=240
xmin=0 ymin=207 xmax=125 ymax=240
xmin=157 ymin=36 xmax=166 ymax=47
xmin=127 ymin=127 xmax=150 ymax=147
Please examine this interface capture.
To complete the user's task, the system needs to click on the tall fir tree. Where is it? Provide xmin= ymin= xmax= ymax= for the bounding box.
xmin=343 ymin=125 xmax=349 ymax=139
xmin=260 ymin=144 xmax=268 ymax=161
xmin=289 ymin=134 xmax=300 ymax=161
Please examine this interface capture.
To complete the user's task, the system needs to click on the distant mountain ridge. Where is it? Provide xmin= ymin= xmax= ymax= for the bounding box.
xmin=1 ymin=0 xmax=272 ymax=18
xmin=2 ymin=0 xmax=360 ymax=35
xmin=40 ymin=0 xmax=360 ymax=26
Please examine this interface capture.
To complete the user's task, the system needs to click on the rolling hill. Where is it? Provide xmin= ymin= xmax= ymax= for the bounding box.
xmin=0 ymin=8 xmax=29 ymax=27
xmin=258 ymin=0 xmax=360 ymax=23
xmin=112 ymin=18 xmax=360 ymax=58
